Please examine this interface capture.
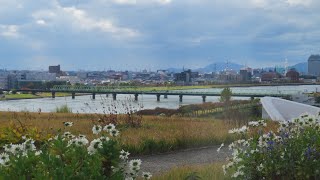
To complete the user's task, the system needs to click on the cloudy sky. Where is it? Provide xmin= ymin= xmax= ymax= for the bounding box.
xmin=0 ymin=0 xmax=319 ymax=70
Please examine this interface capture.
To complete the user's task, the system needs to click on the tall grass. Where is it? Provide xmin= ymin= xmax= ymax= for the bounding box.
xmin=55 ymin=105 xmax=72 ymax=113
xmin=0 ymin=112 xmax=236 ymax=154
xmin=0 ymin=111 xmax=277 ymax=155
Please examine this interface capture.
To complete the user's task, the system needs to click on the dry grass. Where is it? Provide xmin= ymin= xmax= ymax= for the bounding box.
xmin=152 ymin=163 xmax=228 ymax=180
xmin=0 ymin=111 xmax=278 ymax=154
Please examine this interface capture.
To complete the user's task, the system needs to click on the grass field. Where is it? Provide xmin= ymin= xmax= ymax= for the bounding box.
xmin=0 ymin=92 xmax=71 ymax=100
xmin=0 ymin=109 xmax=277 ymax=155
xmin=0 ymin=111 xmax=239 ymax=154
xmin=153 ymin=163 xmax=228 ymax=180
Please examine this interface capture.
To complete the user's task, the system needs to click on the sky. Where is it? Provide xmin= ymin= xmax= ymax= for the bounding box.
xmin=0 ymin=0 xmax=319 ymax=71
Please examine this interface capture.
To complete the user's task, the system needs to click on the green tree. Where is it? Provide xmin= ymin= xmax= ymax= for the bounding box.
xmin=220 ymin=87 xmax=232 ymax=103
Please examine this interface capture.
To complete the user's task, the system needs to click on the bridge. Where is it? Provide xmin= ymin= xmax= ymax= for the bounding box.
xmin=0 ymin=85 xmax=300 ymax=103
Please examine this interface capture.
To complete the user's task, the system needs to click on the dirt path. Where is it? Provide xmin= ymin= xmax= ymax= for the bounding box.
xmin=134 ymin=145 xmax=230 ymax=175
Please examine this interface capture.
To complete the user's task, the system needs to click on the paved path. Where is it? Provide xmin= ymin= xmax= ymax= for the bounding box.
xmin=134 ymin=145 xmax=230 ymax=175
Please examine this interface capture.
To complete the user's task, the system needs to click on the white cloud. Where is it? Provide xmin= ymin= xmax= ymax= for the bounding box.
xmin=0 ymin=25 xmax=20 ymax=38
xmin=32 ymin=5 xmax=139 ymax=38
xmin=112 ymin=0 xmax=137 ymax=5
xmin=36 ymin=19 xmax=47 ymax=25
xmin=286 ymin=0 xmax=312 ymax=6
xmin=63 ymin=7 xmax=139 ymax=37
xmin=156 ymin=0 xmax=171 ymax=4
xmin=108 ymin=0 xmax=171 ymax=5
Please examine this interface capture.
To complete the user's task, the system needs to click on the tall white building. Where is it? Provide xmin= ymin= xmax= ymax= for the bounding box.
xmin=308 ymin=55 xmax=320 ymax=76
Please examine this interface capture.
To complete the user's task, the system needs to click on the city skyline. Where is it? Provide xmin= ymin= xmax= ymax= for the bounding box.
xmin=1 ymin=0 xmax=320 ymax=70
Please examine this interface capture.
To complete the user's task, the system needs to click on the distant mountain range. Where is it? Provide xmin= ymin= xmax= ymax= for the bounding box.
xmin=166 ymin=62 xmax=308 ymax=74
xmin=166 ymin=62 xmax=244 ymax=73
xmin=290 ymin=62 xmax=307 ymax=74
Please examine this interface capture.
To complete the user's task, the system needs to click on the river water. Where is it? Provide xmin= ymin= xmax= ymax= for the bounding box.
xmin=0 ymin=85 xmax=319 ymax=113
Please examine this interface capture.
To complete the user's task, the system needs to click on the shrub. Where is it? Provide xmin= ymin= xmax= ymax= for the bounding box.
xmin=55 ymin=105 xmax=72 ymax=113
xmin=220 ymin=87 xmax=232 ymax=103
xmin=10 ymin=90 xmax=17 ymax=95
xmin=221 ymin=113 xmax=320 ymax=179
xmin=0 ymin=122 xmax=152 ymax=179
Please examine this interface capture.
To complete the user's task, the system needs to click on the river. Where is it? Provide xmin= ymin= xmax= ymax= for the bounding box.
xmin=0 ymin=85 xmax=319 ymax=113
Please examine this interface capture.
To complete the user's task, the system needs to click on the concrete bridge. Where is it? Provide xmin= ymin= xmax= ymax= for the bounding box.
xmin=0 ymin=85 xmax=299 ymax=103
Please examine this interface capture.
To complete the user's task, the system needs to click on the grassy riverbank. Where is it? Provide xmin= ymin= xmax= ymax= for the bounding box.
xmin=0 ymin=92 xmax=71 ymax=100
xmin=113 ymin=82 xmax=318 ymax=92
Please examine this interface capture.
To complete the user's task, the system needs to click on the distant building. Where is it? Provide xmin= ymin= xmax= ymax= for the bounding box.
xmin=308 ymin=55 xmax=320 ymax=76
xmin=286 ymin=69 xmax=300 ymax=82
xmin=261 ymin=72 xmax=281 ymax=82
xmin=174 ymin=69 xmax=192 ymax=84
xmin=0 ymin=72 xmax=9 ymax=89
xmin=49 ymin=65 xmax=61 ymax=74
xmin=240 ymin=69 xmax=252 ymax=82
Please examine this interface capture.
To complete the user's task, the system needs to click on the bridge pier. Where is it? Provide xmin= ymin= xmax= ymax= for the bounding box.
xmin=72 ymin=92 xmax=75 ymax=99
xmin=179 ymin=95 xmax=183 ymax=103
xmin=164 ymin=94 xmax=168 ymax=99
xmin=52 ymin=92 xmax=55 ymax=99
xmin=202 ymin=95 xmax=206 ymax=103
xmin=112 ymin=93 xmax=117 ymax=100
xmin=157 ymin=94 xmax=161 ymax=102
xmin=92 ymin=93 xmax=96 ymax=100
xmin=134 ymin=94 xmax=139 ymax=101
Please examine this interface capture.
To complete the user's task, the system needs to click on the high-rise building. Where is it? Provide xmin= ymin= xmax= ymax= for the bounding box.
xmin=49 ymin=65 xmax=61 ymax=74
xmin=308 ymin=55 xmax=320 ymax=76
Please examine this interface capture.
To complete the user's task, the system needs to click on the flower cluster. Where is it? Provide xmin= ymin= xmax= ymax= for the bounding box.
xmin=228 ymin=125 xmax=249 ymax=134
xmin=222 ymin=113 xmax=320 ymax=179
xmin=0 ymin=122 xmax=151 ymax=179
xmin=92 ymin=123 xmax=120 ymax=137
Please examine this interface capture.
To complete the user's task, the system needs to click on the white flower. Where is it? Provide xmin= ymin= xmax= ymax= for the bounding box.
xmin=228 ymin=142 xmax=235 ymax=150
xmin=3 ymin=144 xmax=13 ymax=153
xmin=120 ymin=149 xmax=130 ymax=160
xmin=257 ymin=163 xmax=264 ymax=171
xmin=77 ymin=137 xmax=89 ymax=146
xmin=228 ymin=126 xmax=248 ymax=134
xmin=129 ymin=159 xmax=142 ymax=172
xmin=142 ymin=172 xmax=152 ymax=179
xmin=87 ymin=139 xmax=103 ymax=155
xmin=110 ymin=129 xmax=120 ymax=137
xmin=248 ymin=121 xmax=259 ymax=127
xmin=10 ymin=144 xmax=24 ymax=155
xmin=92 ymin=125 xmax=102 ymax=135
xmin=222 ymin=165 xmax=227 ymax=175
xmin=35 ymin=150 xmax=42 ymax=156
xmin=103 ymin=123 xmax=115 ymax=132
xmin=232 ymin=170 xmax=244 ymax=178
xmin=99 ymin=136 xmax=110 ymax=142
xmin=63 ymin=132 xmax=73 ymax=138
xmin=0 ymin=153 xmax=10 ymax=166
xmin=23 ymin=139 xmax=36 ymax=152
xmin=258 ymin=120 xmax=267 ymax=127
xmin=63 ymin=122 xmax=73 ymax=127
xmin=217 ymin=143 xmax=224 ymax=153
xmin=226 ymin=161 xmax=234 ymax=169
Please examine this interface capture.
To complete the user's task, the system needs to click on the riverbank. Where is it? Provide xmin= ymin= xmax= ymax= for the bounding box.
xmin=0 ymin=92 xmax=90 ymax=101
xmin=123 ymin=82 xmax=319 ymax=91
